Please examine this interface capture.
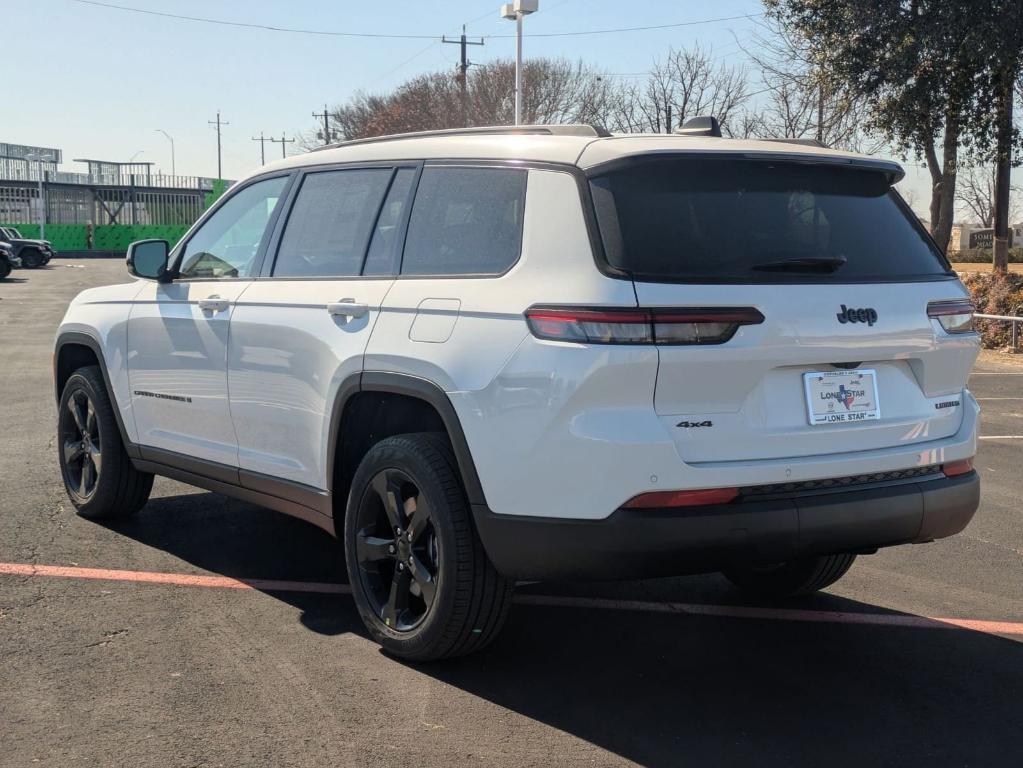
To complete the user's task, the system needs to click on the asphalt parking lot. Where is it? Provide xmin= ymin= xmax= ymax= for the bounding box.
xmin=1 ymin=258 xmax=1022 ymax=767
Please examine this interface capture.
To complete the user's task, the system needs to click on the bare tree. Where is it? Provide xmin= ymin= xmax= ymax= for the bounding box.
xmin=603 ymin=46 xmax=750 ymax=134
xmin=957 ymin=163 xmax=1021 ymax=226
xmin=740 ymin=17 xmax=881 ymax=153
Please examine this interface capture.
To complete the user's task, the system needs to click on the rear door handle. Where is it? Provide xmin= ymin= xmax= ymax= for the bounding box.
xmin=327 ymin=299 xmax=369 ymax=319
xmin=198 ymin=295 xmax=231 ymax=313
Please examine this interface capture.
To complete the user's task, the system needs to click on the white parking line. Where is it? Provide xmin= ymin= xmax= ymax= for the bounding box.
xmin=979 ymin=435 xmax=1023 ymax=440
xmin=970 ymin=372 xmax=1023 ymax=375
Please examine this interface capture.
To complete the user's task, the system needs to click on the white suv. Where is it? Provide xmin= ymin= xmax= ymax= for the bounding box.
xmin=55 ymin=122 xmax=981 ymax=660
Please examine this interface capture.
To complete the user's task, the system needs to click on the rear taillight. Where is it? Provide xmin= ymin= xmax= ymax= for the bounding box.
xmin=928 ymin=299 xmax=975 ymax=334
xmin=942 ymin=458 xmax=974 ymax=477
xmin=622 ymin=487 xmax=739 ymax=509
xmin=524 ymin=307 xmax=764 ymax=345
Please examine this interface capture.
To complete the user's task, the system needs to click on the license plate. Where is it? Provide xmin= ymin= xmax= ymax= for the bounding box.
xmin=803 ymin=369 xmax=880 ymax=425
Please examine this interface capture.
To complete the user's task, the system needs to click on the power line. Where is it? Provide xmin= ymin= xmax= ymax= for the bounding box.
xmin=486 ymin=12 xmax=765 ymax=38
xmin=70 ymin=0 xmax=439 ymax=39
xmin=70 ymin=1 xmax=763 ymax=41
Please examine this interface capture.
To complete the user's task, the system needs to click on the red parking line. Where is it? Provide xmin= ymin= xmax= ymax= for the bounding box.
xmin=3 ymin=562 xmax=1021 ymax=637
xmin=0 ymin=562 xmax=350 ymax=594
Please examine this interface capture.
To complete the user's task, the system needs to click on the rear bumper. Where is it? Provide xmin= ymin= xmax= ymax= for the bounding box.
xmin=473 ymin=471 xmax=980 ymax=580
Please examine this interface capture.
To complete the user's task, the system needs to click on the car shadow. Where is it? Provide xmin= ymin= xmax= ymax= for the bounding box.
xmin=104 ymin=489 xmax=1023 ymax=766
xmin=103 ymin=488 xmax=356 ymax=637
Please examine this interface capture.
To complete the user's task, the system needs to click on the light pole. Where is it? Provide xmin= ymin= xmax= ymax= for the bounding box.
xmin=500 ymin=0 xmax=538 ymax=125
xmin=25 ymin=153 xmax=54 ymax=240
xmin=156 ymin=130 xmax=176 ymax=176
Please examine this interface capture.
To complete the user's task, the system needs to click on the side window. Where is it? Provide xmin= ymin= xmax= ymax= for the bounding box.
xmin=273 ymin=168 xmax=392 ymax=278
xmin=363 ymin=168 xmax=416 ymax=277
xmin=179 ymin=176 xmax=288 ymax=279
xmin=401 ymin=167 xmax=527 ymax=276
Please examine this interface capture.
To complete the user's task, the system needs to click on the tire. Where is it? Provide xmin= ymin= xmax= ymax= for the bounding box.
xmin=20 ymin=249 xmax=42 ymax=269
xmin=0 ymin=259 xmax=9 ymax=280
xmin=57 ymin=365 xmax=153 ymax=519
xmin=721 ymin=553 xmax=856 ymax=598
xmin=344 ymin=432 xmax=513 ymax=661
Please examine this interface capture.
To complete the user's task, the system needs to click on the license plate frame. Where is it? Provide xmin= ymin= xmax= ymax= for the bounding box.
xmin=803 ymin=369 xmax=881 ymax=426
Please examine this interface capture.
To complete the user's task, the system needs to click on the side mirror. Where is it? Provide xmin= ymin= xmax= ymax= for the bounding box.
xmin=127 ymin=239 xmax=170 ymax=281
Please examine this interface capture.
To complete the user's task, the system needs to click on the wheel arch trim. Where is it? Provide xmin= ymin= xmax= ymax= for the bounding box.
xmin=328 ymin=371 xmax=488 ymax=508
xmin=54 ymin=331 xmax=140 ymax=460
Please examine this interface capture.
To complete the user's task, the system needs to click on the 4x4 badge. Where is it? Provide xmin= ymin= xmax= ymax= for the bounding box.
xmin=837 ymin=305 xmax=878 ymax=326
xmin=677 ymin=420 xmax=713 ymax=428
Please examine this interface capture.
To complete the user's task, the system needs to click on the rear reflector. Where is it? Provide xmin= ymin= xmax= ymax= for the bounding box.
xmin=927 ymin=299 xmax=975 ymax=334
xmin=525 ymin=306 xmax=764 ymax=345
xmin=622 ymin=487 xmax=739 ymax=509
xmin=942 ymin=458 xmax=974 ymax=477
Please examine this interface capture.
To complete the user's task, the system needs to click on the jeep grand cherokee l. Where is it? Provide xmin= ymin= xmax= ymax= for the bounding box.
xmin=54 ymin=122 xmax=981 ymax=660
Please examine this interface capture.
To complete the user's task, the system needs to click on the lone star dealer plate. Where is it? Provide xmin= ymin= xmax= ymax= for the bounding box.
xmin=803 ymin=369 xmax=880 ymax=425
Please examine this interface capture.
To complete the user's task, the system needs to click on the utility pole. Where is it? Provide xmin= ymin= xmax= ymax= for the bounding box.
xmin=270 ymin=133 xmax=296 ymax=159
xmin=312 ymin=104 xmax=334 ymax=145
xmin=208 ymin=110 xmax=229 ymax=179
xmin=442 ymin=25 xmax=484 ymax=91
xmin=443 ymin=25 xmax=484 ymax=127
xmin=251 ymin=132 xmax=269 ymax=165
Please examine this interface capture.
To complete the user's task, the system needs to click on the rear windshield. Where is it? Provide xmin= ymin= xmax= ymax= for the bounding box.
xmin=589 ymin=156 xmax=951 ymax=283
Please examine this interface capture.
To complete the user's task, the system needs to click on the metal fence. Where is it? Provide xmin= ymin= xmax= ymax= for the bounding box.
xmin=975 ymin=312 xmax=1023 ymax=353
xmin=0 ymin=172 xmax=226 ymax=227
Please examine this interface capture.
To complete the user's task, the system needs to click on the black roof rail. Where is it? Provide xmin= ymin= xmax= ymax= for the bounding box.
xmin=313 ymin=124 xmax=612 ymax=151
xmin=674 ymin=116 xmax=722 ymax=138
xmin=760 ymin=137 xmax=827 ymax=148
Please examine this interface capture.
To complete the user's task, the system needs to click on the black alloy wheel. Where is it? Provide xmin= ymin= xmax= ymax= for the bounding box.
xmin=56 ymin=366 xmax=153 ymax=519
xmin=353 ymin=467 xmax=440 ymax=631
xmin=343 ymin=433 xmax=513 ymax=660
xmin=60 ymin=388 xmax=102 ymax=501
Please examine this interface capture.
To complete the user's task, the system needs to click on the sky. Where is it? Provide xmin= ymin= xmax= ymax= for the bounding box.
xmin=0 ymin=0 xmax=996 ymax=217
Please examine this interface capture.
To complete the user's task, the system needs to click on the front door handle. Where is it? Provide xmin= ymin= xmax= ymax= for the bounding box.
xmin=198 ymin=295 xmax=231 ymax=313
xmin=327 ymin=299 xmax=369 ymax=319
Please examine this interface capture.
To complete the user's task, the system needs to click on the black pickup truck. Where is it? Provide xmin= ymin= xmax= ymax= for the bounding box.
xmin=0 ymin=226 xmax=54 ymax=268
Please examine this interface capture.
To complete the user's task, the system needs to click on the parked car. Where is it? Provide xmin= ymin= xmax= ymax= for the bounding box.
xmin=54 ymin=121 xmax=981 ymax=661
xmin=0 ymin=226 xmax=54 ymax=268
xmin=0 ymin=241 xmax=18 ymax=279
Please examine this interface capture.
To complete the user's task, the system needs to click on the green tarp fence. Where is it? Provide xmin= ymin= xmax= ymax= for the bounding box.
xmin=1 ymin=224 xmax=191 ymax=252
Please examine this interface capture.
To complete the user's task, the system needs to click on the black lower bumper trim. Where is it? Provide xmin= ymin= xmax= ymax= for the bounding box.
xmin=473 ymin=472 xmax=980 ymax=580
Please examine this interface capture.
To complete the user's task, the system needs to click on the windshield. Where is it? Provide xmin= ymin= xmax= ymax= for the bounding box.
xmin=589 ymin=155 xmax=951 ymax=283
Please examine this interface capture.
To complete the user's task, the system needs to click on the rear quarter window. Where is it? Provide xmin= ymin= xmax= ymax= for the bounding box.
xmin=401 ymin=167 xmax=527 ymax=276
xmin=589 ymin=155 xmax=952 ymax=283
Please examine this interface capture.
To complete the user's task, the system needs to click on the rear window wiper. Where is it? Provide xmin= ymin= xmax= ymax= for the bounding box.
xmin=752 ymin=256 xmax=848 ymax=272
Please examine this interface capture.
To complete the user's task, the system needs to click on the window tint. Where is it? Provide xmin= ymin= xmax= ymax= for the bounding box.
xmin=402 ymin=167 xmax=526 ymax=276
xmin=180 ymin=176 xmax=287 ymax=279
xmin=364 ymin=167 xmax=416 ymax=276
xmin=273 ymin=169 xmax=392 ymax=278
xmin=590 ymin=157 xmax=950 ymax=283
